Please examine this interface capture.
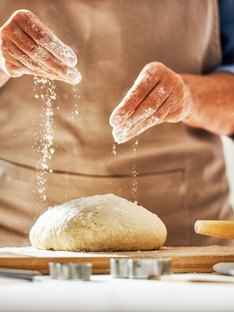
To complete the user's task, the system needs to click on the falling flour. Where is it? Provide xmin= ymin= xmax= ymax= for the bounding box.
xmin=72 ymin=85 xmax=80 ymax=113
xmin=106 ymin=138 xmax=139 ymax=204
xmin=131 ymin=138 xmax=139 ymax=204
xmin=112 ymin=143 xmax=117 ymax=156
xmin=33 ymin=77 xmax=81 ymax=213
xmin=33 ymin=76 xmax=56 ymax=211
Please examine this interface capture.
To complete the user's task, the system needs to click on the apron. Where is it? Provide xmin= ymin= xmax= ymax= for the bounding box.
xmin=0 ymin=0 xmax=233 ymax=246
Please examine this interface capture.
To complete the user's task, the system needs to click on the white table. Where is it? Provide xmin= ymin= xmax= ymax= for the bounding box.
xmin=0 ymin=274 xmax=234 ymax=312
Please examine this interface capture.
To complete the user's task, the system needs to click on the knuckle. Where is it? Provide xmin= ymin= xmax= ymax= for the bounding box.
xmin=154 ymin=62 xmax=165 ymax=71
xmin=27 ymin=44 xmax=41 ymax=57
xmin=11 ymin=10 xmax=28 ymax=23
xmin=12 ymin=10 xmax=39 ymax=33
xmin=32 ymin=46 xmax=49 ymax=61
xmin=145 ymin=62 xmax=159 ymax=70
xmin=18 ymin=53 xmax=30 ymax=64
xmin=1 ymin=22 xmax=15 ymax=37
xmin=5 ymin=62 xmax=22 ymax=77
xmin=1 ymin=39 xmax=9 ymax=53
xmin=12 ymin=9 xmax=34 ymax=21
xmin=144 ymin=97 xmax=157 ymax=108
xmin=37 ymin=35 xmax=50 ymax=46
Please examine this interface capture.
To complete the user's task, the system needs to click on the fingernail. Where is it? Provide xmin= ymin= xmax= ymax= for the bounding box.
xmin=67 ymin=68 xmax=82 ymax=85
xmin=112 ymin=127 xmax=129 ymax=144
xmin=109 ymin=114 xmax=123 ymax=128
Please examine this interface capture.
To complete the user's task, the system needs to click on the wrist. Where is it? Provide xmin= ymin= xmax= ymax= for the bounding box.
xmin=180 ymin=74 xmax=198 ymax=125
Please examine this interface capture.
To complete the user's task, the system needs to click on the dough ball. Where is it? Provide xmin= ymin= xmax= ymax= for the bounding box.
xmin=29 ymin=194 xmax=167 ymax=251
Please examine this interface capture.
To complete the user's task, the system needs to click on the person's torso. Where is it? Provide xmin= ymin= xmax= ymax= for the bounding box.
xmin=0 ymin=0 xmax=232 ymax=247
xmin=0 ymin=0 xmax=222 ymax=175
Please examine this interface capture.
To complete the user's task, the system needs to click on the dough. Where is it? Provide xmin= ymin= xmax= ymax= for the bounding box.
xmin=29 ymin=194 xmax=167 ymax=251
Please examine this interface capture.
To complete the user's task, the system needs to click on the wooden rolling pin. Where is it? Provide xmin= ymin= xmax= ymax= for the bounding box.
xmin=194 ymin=220 xmax=234 ymax=239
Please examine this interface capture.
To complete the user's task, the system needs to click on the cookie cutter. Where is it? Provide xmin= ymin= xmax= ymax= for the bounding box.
xmin=110 ymin=258 xmax=172 ymax=279
xmin=110 ymin=258 xmax=129 ymax=278
xmin=213 ymin=262 xmax=234 ymax=276
xmin=48 ymin=262 xmax=92 ymax=281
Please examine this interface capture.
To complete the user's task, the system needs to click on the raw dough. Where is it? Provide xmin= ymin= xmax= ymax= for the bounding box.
xmin=29 ymin=194 xmax=167 ymax=251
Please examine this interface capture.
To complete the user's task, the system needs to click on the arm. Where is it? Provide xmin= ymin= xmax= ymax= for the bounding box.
xmin=0 ymin=9 xmax=81 ymax=88
xmin=109 ymin=63 xmax=234 ymax=144
xmin=110 ymin=0 xmax=234 ymax=144
xmin=182 ymin=72 xmax=234 ymax=136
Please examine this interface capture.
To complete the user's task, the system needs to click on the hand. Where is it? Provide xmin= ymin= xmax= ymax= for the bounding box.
xmin=0 ymin=9 xmax=81 ymax=85
xmin=109 ymin=62 xmax=192 ymax=143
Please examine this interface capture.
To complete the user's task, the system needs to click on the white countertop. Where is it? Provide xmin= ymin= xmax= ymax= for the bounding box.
xmin=1 ymin=274 xmax=234 ymax=312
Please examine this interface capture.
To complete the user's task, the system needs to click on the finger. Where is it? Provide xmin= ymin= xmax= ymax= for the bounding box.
xmin=109 ymin=63 xmax=161 ymax=128
xmin=5 ymin=26 xmax=80 ymax=84
xmin=4 ymin=59 xmax=26 ymax=77
xmin=113 ymin=113 xmax=163 ymax=144
xmin=3 ymin=38 xmax=81 ymax=84
xmin=112 ymin=70 xmax=181 ymax=141
xmin=151 ymin=85 xmax=184 ymax=121
xmin=5 ymin=54 xmax=65 ymax=82
xmin=119 ymin=82 xmax=169 ymax=131
xmin=11 ymin=10 xmax=77 ymax=67
xmin=114 ymin=111 xmax=166 ymax=144
xmin=3 ymin=39 xmax=48 ymax=72
xmin=114 ymin=100 xmax=184 ymax=144
xmin=156 ymin=83 xmax=190 ymax=123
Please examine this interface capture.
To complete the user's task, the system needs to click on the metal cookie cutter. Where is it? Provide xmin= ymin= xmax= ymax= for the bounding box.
xmin=49 ymin=262 xmax=92 ymax=281
xmin=110 ymin=258 xmax=129 ymax=278
xmin=129 ymin=258 xmax=172 ymax=279
xmin=110 ymin=258 xmax=172 ymax=279
xmin=213 ymin=262 xmax=234 ymax=276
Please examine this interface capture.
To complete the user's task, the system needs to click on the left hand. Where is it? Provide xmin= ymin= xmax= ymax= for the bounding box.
xmin=109 ymin=62 xmax=192 ymax=143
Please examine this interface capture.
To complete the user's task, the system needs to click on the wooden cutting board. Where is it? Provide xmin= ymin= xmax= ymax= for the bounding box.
xmin=0 ymin=246 xmax=234 ymax=274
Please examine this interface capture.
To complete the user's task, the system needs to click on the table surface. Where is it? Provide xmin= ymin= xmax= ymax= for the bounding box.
xmin=1 ymin=274 xmax=234 ymax=312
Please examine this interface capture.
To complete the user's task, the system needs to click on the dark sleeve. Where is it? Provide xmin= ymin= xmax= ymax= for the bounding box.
xmin=214 ymin=0 xmax=234 ymax=74
xmin=217 ymin=1 xmax=234 ymax=140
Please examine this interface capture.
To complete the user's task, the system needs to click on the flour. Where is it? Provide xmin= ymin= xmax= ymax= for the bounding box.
xmin=131 ymin=138 xmax=138 ymax=204
xmin=33 ymin=76 xmax=57 ymax=211
xmin=43 ymin=34 xmax=78 ymax=67
xmin=32 ymin=73 xmax=82 ymax=213
xmin=112 ymin=143 xmax=117 ymax=156
xmin=71 ymin=85 xmax=80 ymax=118
xmin=106 ymin=143 xmax=118 ymax=168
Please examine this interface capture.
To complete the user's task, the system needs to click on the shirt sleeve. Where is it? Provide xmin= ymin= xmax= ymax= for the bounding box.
xmin=214 ymin=0 xmax=234 ymax=74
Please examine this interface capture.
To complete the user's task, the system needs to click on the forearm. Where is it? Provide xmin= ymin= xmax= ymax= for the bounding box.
xmin=0 ymin=68 xmax=10 ymax=87
xmin=182 ymin=72 xmax=234 ymax=136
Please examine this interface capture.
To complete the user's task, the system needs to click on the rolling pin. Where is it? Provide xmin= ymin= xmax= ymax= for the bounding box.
xmin=194 ymin=220 xmax=234 ymax=239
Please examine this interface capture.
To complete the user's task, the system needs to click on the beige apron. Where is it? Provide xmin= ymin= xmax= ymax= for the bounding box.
xmin=0 ymin=0 xmax=233 ymax=247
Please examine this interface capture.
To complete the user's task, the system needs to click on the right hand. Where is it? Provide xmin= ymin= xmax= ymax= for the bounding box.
xmin=0 ymin=9 xmax=81 ymax=84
